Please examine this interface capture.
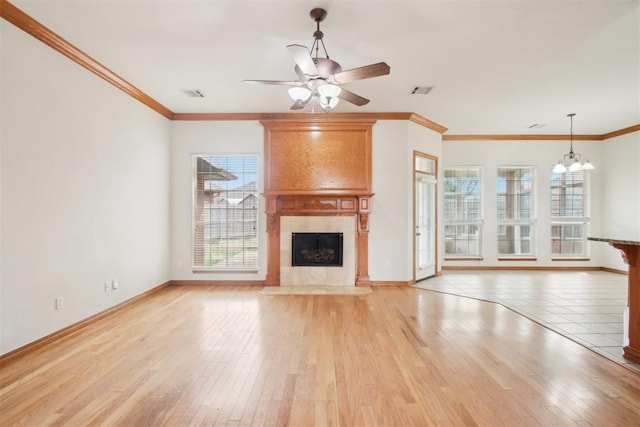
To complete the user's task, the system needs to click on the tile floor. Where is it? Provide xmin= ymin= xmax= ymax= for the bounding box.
xmin=413 ymin=270 xmax=640 ymax=373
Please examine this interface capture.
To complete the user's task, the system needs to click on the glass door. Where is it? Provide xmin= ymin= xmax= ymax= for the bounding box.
xmin=415 ymin=153 xmax=437 ymax=281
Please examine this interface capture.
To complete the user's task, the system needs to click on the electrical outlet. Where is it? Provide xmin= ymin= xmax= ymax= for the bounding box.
xmin=55 ymin=297 xmax=63 ymax=310
xmin=104 ymin=282 xmax=110 ymax=292
xmin=112 ymin=280 xmax=119 ymax=290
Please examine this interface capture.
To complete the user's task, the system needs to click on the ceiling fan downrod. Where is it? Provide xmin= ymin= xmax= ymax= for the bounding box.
xmin=309 ymin=8 xmax=330 ymax=60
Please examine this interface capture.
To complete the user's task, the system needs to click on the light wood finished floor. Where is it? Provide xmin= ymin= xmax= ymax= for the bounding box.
xmin=2 ymin=284 xmax=640 ymax=426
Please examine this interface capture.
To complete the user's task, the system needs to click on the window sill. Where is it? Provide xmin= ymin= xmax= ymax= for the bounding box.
xmin=192 ymin=268 xmax=259 ymax=273
xmin=551 ymin=258 xmax=590 ymax=261
xmin=497 ymin=257 xmax=537 ymax=261
xmin=444 ymin=257 xmax=484 ymax=261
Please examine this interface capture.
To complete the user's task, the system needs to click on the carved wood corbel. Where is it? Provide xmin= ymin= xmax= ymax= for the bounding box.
xmin=358 ymin=213 xmax=369 ymax=232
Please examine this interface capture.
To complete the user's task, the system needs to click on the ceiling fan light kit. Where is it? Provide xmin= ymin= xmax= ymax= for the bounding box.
xmin=244 ymin=7 xmax=390 ymax=112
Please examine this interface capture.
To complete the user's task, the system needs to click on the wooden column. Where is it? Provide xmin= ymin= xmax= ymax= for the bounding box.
xmin=264 ymin=195 xmax=280 ymax=286
xmin=356 ymin=197 xmax=371 ymax=286
xmin=589 ymin=237 xmax=640 ymax=363
xmin=612 ymin=243 xmax=640 ymax=363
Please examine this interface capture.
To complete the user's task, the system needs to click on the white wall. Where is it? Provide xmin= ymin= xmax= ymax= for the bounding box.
xmin=599 ymin=132 xmax=640 ymax=270
xmin=369 ymin=122 xmax=410 ymax=281
xmin=170 ymin=121 xmax=266 ymax=281
xmin=369 ymin=121 xmax=443 ymax=282
xmin=442 ymin=138 xmax=605 ymax=267
xmin=0 ymin=22 xmax=171 ymax=354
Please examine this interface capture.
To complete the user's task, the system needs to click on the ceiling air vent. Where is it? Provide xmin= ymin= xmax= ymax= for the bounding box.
xmin=182 ymin=89 xmax=205 ymax=98
xmin=410 ymin=86 xmax=434 ymax=95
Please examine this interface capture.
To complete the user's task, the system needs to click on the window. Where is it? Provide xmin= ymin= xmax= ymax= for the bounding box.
xmin=550 ymin=170 xmax=588 ymax=257
xmin=443 ymin=167 xmax=482 ymax=257
xmin=193 ymin=155 xmax=259 ymax=270
xmin=497 ymin=167 xmax=535 ymax=257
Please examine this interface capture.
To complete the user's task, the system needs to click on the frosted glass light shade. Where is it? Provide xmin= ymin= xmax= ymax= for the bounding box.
xmin=288 ymin=86 xmax=312 ymax=102
xmin=319 ymin=96 xmax=339 ymax=110
xmin=582 ymin=159 xmax=595 ymax=170
xmin=552 ymin=161 xmax=567 ymax=174
xmin=317 ymin=84 xmax=342 ymax=99
xmin=568 ymin=160 xmax=583 ymax=172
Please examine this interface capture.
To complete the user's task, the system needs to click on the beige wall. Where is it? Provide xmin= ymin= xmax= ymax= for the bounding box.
xmin=1 ymin=21 xmax=171 ymax=354
xmin=600 ymin=132 xmax=640 ymax=270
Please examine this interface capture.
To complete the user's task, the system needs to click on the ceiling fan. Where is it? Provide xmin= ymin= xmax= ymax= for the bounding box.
xmin=243 ymin=7 xmax=390 ymax=112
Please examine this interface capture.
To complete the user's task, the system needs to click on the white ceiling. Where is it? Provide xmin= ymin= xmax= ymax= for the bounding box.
xmin=12 ymin=0 xmax=640 ymax=134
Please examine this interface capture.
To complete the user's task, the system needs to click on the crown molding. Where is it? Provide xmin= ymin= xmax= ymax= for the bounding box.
xmin=443 ymin=124 xmax=640 ymax=141
xmin=601 ymin=124 xmax=640 ymax=140
xmin=442 ymin=134 xmax=604 ymax=141
xmin=408 ymin=113 xmax=448 ymax=134
xmin=0 ymin=0 xmax=173 ymax=119
xmin=173 ymin=112 xmax=389 ymax=122
xmin=173 ymin=112 xmax=448 ymax=133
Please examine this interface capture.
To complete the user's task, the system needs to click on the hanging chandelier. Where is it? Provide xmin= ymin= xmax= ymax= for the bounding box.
xmin=552 ymin=113 xmax=595 ymax=174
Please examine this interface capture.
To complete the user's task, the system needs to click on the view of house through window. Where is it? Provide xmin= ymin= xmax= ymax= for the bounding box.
xmin=443 ymin=168 xmax=482 ymax=257
xmin=551 ymin=170 xmax=588 ymax=257
xmin=193 ymin=155 xmax=259 ymax=270
xmin=497 ymin=167 xmax=534 ymax=256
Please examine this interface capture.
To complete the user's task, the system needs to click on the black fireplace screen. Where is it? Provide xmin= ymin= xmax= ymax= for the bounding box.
xmin=291 ymin=232 xmax=343 ymax=267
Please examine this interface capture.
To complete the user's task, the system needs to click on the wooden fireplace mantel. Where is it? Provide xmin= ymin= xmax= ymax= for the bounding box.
xmin=261 ymin=120 xmax=375 ymax=286
xmin=264 ymin=193 xmax=373 ymax=286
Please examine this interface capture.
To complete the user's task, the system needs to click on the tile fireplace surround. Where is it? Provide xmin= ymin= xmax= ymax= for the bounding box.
xmin=280 ymin=216 xmax=356 ymax=286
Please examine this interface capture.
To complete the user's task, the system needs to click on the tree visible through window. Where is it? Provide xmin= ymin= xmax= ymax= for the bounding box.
xmin=550 ymin=170 xmax=588 ymax=257
xmin=193 ymin=155 xmax=258 ymax=270
xmin=443 ymin=168 xmax=482 ymax=257
xmin=497 ymin=167 xmax=534 ymax=256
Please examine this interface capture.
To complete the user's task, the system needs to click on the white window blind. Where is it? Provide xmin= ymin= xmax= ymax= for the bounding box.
xmin=193 ymin=155 xmax=259 ymax=270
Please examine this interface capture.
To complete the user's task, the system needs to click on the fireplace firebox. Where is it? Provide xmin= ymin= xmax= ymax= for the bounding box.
xmin=292 ymin=232 xmax=343 ymax=267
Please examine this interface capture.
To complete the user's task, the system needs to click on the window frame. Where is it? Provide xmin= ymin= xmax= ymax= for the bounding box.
xmin=550 ymin=170 xmax=590 ymax=259
xmin=443 ymin=166 xmax=483 ymax=259
xmin=192 ymin=153 xmax=260 ymax=272
xmin=496 ymin=166 xmax=536 ymax=258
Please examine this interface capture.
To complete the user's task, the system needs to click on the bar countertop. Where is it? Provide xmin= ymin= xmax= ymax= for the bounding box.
xmin=588 ymin=237 xmax=640 ymax=246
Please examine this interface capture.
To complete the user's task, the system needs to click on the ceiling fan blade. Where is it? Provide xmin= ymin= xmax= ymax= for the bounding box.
xmin=287 ymin=44 xmax=318 ymax=77
xmin=290 ymin=101 xmax=306 ymax=110
xmin=243 ymin=79 xmax=300 ymax=86
xmin=333 ymin=62 xmax=390 ymax=84
xmin=290 ymin=95 xmax=316 ymax=110
xmin=339 ymin=89 xmax=370 ymax=106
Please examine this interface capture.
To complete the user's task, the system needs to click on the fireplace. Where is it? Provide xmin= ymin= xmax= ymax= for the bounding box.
xmin=280 ymin=216 xmax=356 ymax=286
xmin=292 ymin=232 xmax=343 ymax=267
xmin=261 ymin=120 xmax=374 ymax=286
